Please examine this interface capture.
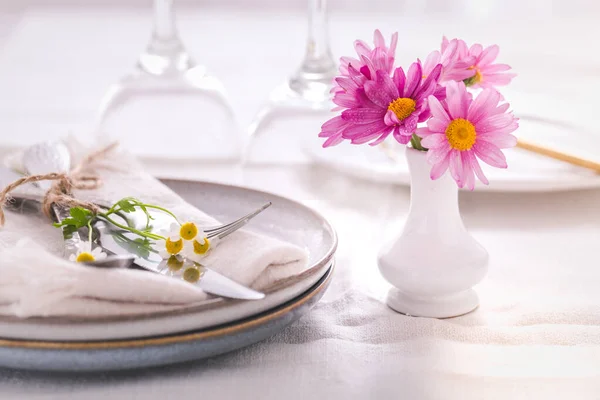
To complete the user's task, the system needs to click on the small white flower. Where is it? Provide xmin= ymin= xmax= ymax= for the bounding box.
xmin=156 ymin=222 xmax=185 ymax=259
xmin=158 ymin=222 xmax=182 ymax=242
xmin=69 ymin=241 xmax=107 ymax=263
xmin=182 ymin=231 xmax=213 ymax=260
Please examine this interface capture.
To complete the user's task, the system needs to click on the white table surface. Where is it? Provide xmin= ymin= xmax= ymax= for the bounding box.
xmin=1 ymin=2 xmax=600 ymax=399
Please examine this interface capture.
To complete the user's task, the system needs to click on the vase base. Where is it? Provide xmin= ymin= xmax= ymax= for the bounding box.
xmin=386 ymin=288 xmax=479 ymax=318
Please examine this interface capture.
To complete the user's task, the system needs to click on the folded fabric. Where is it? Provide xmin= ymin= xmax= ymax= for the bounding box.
xmin=0 ymin=141 xmax=309 ymax=318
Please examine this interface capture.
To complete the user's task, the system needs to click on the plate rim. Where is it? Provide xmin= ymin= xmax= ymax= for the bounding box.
xmin=0 ymin=261 xmax=334 ymax=350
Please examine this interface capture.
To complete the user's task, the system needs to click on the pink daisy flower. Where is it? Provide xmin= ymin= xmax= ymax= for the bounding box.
xmin=320 ymin=62 xmax=443 ymax=147
xmin=422 ymin=37 xmax=475 ymax=84
xmin=464 ymin=43 xmax=516 ymax=89
xmin=416 ymin=81 xmax=519 ymax=190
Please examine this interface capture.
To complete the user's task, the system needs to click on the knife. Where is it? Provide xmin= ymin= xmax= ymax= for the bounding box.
xmin=94 ymin=214 xmax=265 ymax=301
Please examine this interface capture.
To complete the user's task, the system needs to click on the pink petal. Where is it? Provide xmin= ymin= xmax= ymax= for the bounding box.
xmin=480 ymin=63 xmax=511 ymax=73
xmin=449 ymin=149 xmax=465 ymax=188
xmin=404 ymin=62 xmax=423 ymax=98
xmin=323 ymin=135 xmax=344 ymax=147
xmin=333 ymin=93 xmax=361 ymax=108
xmin=461 ymin=152 xmax=476 ymax=190
xmin=354 ymin=39 xmax=372 ymax=59
xmin=414 ymin=64 xmax=442 ymax=100
xmin=420 ymin=133 xmax=447 ymax=148
xmin=423 ymin=50 xmax=441 ymax=76
xmin=427 ymin=95 xmax=450 ymax=123
xmin=369 ymin=129 xmax=394 ymax=146
xmin=441 ymin=36 xmax=450 ymax=53
xmin=430 ymin=152 xmax=450 ymax=180
xmin=384 ymin=109 xmax=400 ymax=125
xmin=335 ymin=76 xmax=359 ymax=93
xmin=393 ymin=126 xmax=411 ymax=144
xmin=418 ymin=107 xmax=431 ymax=123
xmin=473 ymin=141 xmax=507 ymax=168
xmin=373 ymin=29 xmax=385 ymax=48
xmin=393 ymin=67 xmax=406 ymax=96
xmin=427 ymin=141 xmax=451 ymax=164
xmin=478 ymin=73 xmax=516 ymax=87
xmin=445 ymin=81 xmax=469 ymax=119
xmin=389 ymin=32 xmax=398 ymax=57
xmin=427 ymin=117 xmax=448 ymax=133
xmin=465 ymin=150 xmax=489 ymax=185
xmin=475 ymin=113 xmax=516 ymax=133
xmin=415 ymin=127 xmax=435 ymax=137
xmin=491 ymin=103 xmax=510 ymax=115
xmin=478 ymin=133 xmax=517 ymax=149
xmin=364 ymin=71 xmax=397 ymax=108
xmin=470 ymin=43 xmax=483 ymax=58
xmin=467 ymin=89 xmax=501 ymax=124
xmin=342 ymin=108 xmax=386 ymax=124
xmin=343 ymin=120 xmax=388 ymax=139
xmin=321 ymin=115 xmax=347 ymax=131
xmin=399 ymin=114 xmax=418 ymax=134
xmin=477 ymin=45 xmax=499 ymax=66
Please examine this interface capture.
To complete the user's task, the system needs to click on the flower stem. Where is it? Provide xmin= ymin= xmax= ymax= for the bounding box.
xmin=98 ymin=214 xmax=166 ymax=241
xmin=139 ymin=204 xmax=181 ymax=224
xmin=410 ymin=134 xmax=427 ymax=152
xmin=87 ymin=219 xmax=93 ymax=243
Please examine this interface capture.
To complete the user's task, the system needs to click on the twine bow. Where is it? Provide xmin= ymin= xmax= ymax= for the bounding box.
xmin=0 ymin=142 xmax=119 ymax=227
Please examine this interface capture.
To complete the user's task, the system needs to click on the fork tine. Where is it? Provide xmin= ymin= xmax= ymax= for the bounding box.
xmin=207 ymin=202 xmax=271 ymax=239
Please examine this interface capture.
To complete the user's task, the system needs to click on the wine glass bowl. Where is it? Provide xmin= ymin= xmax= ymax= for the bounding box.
xmin=244 ymin=0 xmax=336 ymax=164
xmin=95 ymin=0 xmax=240 ymax=162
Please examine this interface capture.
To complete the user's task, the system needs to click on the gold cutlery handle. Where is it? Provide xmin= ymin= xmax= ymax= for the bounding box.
xmin=516 ymin=139 xmax=600 ymax=174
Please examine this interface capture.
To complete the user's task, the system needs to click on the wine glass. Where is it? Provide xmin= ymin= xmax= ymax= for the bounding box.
xmin=244 ymin=0 xmax=337 ymax=164
xmin=95 ymin=0 xmax=240 ymax=162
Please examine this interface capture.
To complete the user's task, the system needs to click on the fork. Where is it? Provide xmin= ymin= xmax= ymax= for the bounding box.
xmin=203 ymin=201 xmax=272 ymax=240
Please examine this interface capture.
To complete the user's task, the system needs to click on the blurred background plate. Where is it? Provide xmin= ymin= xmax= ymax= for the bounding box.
xmin=305 ymin=89 xmax=600 ymax=192
xmin=0 ymin=180 xmax=337 ymax=341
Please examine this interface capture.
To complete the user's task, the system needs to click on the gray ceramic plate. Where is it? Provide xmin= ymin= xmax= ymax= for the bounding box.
xmin=0 ymin=180 xmax=337 ymax=341
xmin=0 ymin=262 xmax=333 ymax=371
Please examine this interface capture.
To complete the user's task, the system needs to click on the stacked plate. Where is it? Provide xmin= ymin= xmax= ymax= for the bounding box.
xmin=0 ymin=180 xmax=337 ymax=371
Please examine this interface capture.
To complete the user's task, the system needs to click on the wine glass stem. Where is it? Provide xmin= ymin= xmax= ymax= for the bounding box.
xmin=301 ymin=0 xmax=335 ymax=74
xmin=153 ymin=0 xmax=179 ymax=41
xmin=139 ymin=0 xmax=192 ymax=75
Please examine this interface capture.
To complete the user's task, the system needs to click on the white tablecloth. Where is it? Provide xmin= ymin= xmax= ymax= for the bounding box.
xmin=1 ymin=2 xmax=600 ymax=399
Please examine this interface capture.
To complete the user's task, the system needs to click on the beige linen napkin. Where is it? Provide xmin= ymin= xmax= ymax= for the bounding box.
xmin=0 ymin=142 xmax=309 ymax=318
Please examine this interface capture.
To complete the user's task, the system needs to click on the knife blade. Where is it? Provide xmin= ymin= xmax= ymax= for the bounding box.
xmin=94 ymin=216 xmax=265 ymax=301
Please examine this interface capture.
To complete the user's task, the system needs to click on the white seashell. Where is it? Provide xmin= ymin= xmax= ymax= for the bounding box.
xmin=22 ymin=141 xmax=72 ymax=190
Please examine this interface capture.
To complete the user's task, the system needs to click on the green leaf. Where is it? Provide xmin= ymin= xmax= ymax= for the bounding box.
xmin=53 ymin=207 xmax=95 ymax=234
xmin=69 ymin=207 xmax=92 ymax=225
xmin=116 ymin=198 xmax=137 ymax=213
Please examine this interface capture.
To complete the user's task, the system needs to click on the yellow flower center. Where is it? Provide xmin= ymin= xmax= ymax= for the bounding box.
xmin=76 ymin=252 xmax=95 ymax=263
xmin=192 ymin=238 xmax=211 ymax=255
xmin=183 ymin=266 xmax=204 ymax=283
xmin=445 ymin=118 xmax=477 ymax=151
xmin=388 ymin=97 xmax=416 ymax=121
xmin=466 ymin=66 xmax=483 ymax=85
xmin=167 ymin=255 xmax=184 ymax=271
xmin=180 ymin=222 xmax=198 ymax=241
xmin=165 ymin=238 xmax=183 ymax=254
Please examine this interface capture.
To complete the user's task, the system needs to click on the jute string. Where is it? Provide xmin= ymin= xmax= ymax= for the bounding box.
xmin=0 ymin=142 xmax=119 ymax=227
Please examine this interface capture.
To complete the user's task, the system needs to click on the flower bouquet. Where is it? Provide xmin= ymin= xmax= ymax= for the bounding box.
xmin=320 ymin=31 xmax=518 ymax=318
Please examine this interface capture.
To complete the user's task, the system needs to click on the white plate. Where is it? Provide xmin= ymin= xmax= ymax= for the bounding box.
xmin=306 ymin=90 xmax=600 ymax=192
xmin=0 ymin=180 xmax=337 ymax=341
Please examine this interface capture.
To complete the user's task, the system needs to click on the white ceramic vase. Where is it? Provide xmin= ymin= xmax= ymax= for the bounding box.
xmin=377 ymin=147 xmax=489 ymax=318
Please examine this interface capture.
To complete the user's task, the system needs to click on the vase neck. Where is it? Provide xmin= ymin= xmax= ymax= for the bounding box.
xmin=405 ymin=148 xmax=461 ymax=216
